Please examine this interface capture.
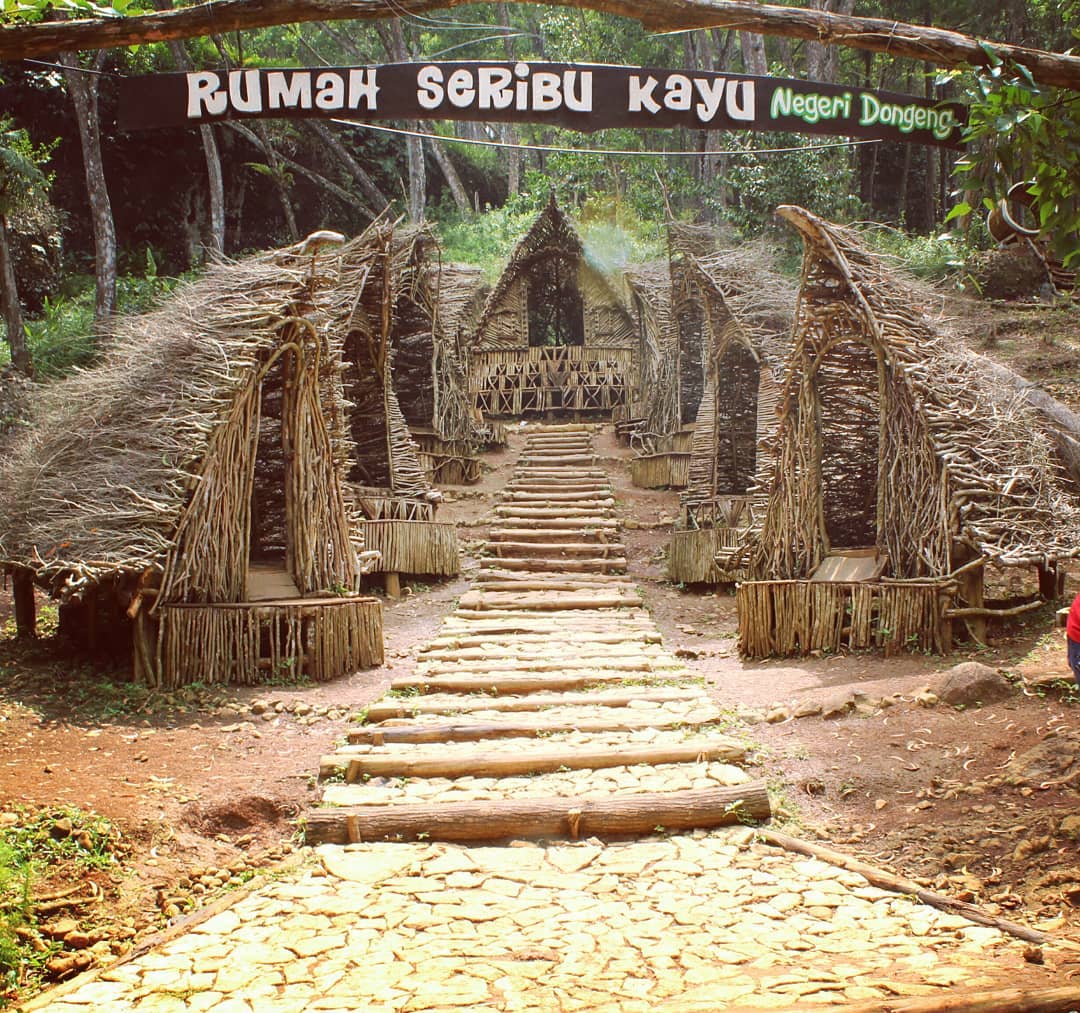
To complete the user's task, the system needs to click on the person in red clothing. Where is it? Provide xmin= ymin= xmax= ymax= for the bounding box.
xmin=1068 ymin=593 xmax=1080 ymax=690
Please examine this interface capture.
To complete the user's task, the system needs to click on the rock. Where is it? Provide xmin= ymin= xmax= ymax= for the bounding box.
xmin=294 ymin=703 xmax=313 ymax=717
xmin=765 ymin=707 xmax=790 ymax=724
xmin=821 ymin=691 xmax=866 ymax=720
xmin=930 ymin=662 xmax=1013 ymax=708
xmin=250 ymin=700 xmax=269 ymax=715
xmin=914 ymin=690 xmax=939 ymax=708
xmin=64 ymin=931 xmax=92 ymax=950
xmin=793 ymin=700 xmax=822 ymax=719
xmin=1004 ymin=729 xmax=1080 ymax=786
xmin=1059 ymin=815 xmax=1080 ymax=840
xmin=43 ymin=918 xmax=79 ymax=940
xmin=51 ymin=817 xmax=73 ymax=839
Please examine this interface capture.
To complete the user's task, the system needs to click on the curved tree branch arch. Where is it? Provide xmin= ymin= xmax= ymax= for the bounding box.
xmin=2 ymin=0 xmax=1080 ymax=92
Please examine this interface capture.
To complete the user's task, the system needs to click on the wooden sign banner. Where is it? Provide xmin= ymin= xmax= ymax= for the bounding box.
xmin=118 ymin=61 xmax=966 ymax=149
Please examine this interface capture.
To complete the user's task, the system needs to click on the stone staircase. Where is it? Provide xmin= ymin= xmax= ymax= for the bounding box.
xmin=306 ymin=423 xmax=768 ymax=846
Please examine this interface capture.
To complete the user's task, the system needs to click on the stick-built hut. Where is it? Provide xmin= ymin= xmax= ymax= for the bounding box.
xmin=0 ymin=242 xmax=383 ymax=686
xmin=667 ymin=240 xmax=795 ymax=584
xmin=466 ymin=193 xmax=638 ymax=420
xmin=620 ymin=260 xmax=689 ymax=488
xmin=738 ymin=205 xmax=1080 ymax=659
xmin=325 ymin=224 xmax=460 ymax=589
xmin=398 ymin=249 xmax=492 ymax=484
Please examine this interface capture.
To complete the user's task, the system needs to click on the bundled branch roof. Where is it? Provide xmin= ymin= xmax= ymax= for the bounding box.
xmin=0 ymin=246 xmax=337 ymax=589
xmin=469 ymin=193 xmax=633 ymax=350
xmin=316 ymin=222 xmax=432 ymax=500
xmin=676 ymin=238 xmax=796 ymax=507
xmin=752 ymin=205 xmax=1080 ymax=578
xmin=621 ymin=259 xmax=679 ymax=438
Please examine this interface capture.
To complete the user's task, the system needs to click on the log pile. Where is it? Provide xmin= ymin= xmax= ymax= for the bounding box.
xmin=305 ymin=423 xmax=771 ymax=845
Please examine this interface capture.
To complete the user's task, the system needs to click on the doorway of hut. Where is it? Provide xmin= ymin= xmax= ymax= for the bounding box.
xmin=712 ymin=343 xmax=760 ymax=497
xmin=523 ymin=253 xmax=586 ymax=413
xmin=816 ymin=338 xmax=881 ymax=554
xmin=247 ymin=351 xmax=303 ymax=602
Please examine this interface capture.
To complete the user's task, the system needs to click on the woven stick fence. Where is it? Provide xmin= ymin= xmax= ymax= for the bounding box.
xmin=157 ymin=596 xmax=383 ymax=688
xmin=737 ymin=580 xmax=949 ymax=659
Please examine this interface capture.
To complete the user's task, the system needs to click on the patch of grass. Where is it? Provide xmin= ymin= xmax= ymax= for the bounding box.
xmin=0 ymin=807 xmax=122 ymax=1006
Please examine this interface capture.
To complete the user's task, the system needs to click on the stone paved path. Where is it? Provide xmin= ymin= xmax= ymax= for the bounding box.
xmin=28 ymin=425 xmax=1068 ymax=1011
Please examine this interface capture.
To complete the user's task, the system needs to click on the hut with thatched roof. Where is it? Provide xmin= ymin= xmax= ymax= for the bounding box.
xmin=620 ymin=260 xmax=689 ymax=489
xmin=738 ymin=206 xmax=1080 ymax=659
xmin=0 ymin=238 xmax=383 ymax=687
xmin=667 ymin=239 xmax=795 ymax=584
xmin=400 ymin=252 xmax=492 ymax=485
xmin=466 ymin=193 xmax=637 ymax=420
xmin=324 ymin=223 xmax=460 ymax=591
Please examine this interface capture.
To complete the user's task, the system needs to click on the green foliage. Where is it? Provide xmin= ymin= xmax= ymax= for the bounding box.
xmin=945 ymin=48 xmax=1080 ymax=267
xmin=0 ymin=266 xmax=190 ymax=378
xmin=434 ymin=203 xmax=537 ymax=278
xmin=708 ymin=132 xmax=863 ymax=236
xmin=858 ymin=224 xmax=979 ymax=281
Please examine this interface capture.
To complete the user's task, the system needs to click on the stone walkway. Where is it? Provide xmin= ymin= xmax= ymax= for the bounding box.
xmin=27 ymin=425 xmax=1070 ymax=1011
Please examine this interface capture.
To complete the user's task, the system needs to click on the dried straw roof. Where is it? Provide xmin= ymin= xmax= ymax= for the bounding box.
xmin=774 ymin=204 xmax=1080 ymax=567
xmin=0 ymin=242 xmax=348 ymax=590
xmin=470 ymin=192 xmax=630 ymax=341
xmin=682 ymin=239 xmax=795 ymax=376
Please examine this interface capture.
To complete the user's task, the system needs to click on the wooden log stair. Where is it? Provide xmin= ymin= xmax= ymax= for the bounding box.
xmin=306 ymin=423 xmax=770 ymax=845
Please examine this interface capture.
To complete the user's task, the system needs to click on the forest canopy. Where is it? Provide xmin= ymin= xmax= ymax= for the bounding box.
xmin=0 ymin=1 xmax=1077 ymax=377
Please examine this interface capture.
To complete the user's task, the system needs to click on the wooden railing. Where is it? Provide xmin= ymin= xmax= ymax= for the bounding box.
xmin=471 ymin=345 xmax=633 ymax=417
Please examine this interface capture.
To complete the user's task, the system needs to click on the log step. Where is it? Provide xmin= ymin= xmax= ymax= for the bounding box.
xmin=362 ymin=687 xmax=707 ymax=722
xmin=420 ymin=631 xmax=662 ymax=651
xmin=491 ymin=541 xmax=626 ymax=557
xmin=389 ymin=669 xmax=696 ymax=696
xmin=490 ymin=557 xmax=627 ymax=573
xmin=453 ymin=590 xmax=640 ymax=613
xmin=487 ymin=529 xmax=620 ymax=543
xmin=346 ymin=708 xmax=721 ymax=745
xmin=416 ymin=654 xmax=679 ymax=675
xmin=303 ymin=783 xmax=771 ymax=846
xmin=327 ymin=735 xmax=746 ymax=781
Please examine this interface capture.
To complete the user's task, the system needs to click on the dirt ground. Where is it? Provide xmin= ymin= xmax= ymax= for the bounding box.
xmin=2 ymin=299 xmax=1080 ymax=1002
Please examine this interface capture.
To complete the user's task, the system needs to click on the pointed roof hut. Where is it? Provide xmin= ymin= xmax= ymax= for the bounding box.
xmin=667 ymin=238 xmax=795 ymax=584
xmin=320 ymin=222 xmax=459 ymax=583
xmin=738 ymin=205 xmax=1080 ymax=657
xmin=0 ymin=238 xmax=382 ymax=685
xmin=466 ymin=194 xmax=637 ymax=419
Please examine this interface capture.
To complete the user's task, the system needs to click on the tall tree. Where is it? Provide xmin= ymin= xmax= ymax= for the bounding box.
xmin=150 ymin=0 xmax=225 ymax=258
xmin=0 ymin=120 xmax=46 ymax=376
xmin=60 ymin=50 xmax=116 ymax=324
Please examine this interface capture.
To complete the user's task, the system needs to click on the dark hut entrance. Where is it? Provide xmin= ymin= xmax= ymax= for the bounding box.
xmin=816 ymin=336 xmax=881 ymax=550
xmin=526 ymin=254 xmax=585 ymax=349
xmin=713 ymin=343 xmax=760 ymax=497
xmin=248 ymin=351 xmax=302 ymax=600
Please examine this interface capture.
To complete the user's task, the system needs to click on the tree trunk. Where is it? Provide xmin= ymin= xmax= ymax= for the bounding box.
xmin=424 ymin=127 xmax=470 ymax=214
xmin=0 ymin=216 xmax=31 ymax=377
xmin=60 ymin=51 xmax=116 ymax=325
xmin=383 ymin=19 xmax=425 ymax=222
xmin=151 ymin=0 xmax=225 ymax=258
xmin=306 ymin=119 xmax=390 ymax=212
xmin=7 ymin=1 xmax=1080 ymax=91
xmin=740 ymin=30 xmax=768 ymax=76
xmin=497 ymin=2 xmax=522 ymax=198
xmin=252 ymin=121 xmax=299 ymax=241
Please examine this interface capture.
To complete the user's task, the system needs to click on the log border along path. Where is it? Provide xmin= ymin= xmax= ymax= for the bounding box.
xmin=31 ymin=424 xmax=1074 ymax=1012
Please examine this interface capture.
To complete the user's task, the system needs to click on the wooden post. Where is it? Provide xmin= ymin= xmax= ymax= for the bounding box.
xmin=384 ymin=572 xmax=401 ymax=599
xmin=12 ymin=570 xmax=36 ymax=639
xmin=953 ymin=549 xmax=987 ymax=645
xmin=1037 ymin=561 xmax=1063 ymax=600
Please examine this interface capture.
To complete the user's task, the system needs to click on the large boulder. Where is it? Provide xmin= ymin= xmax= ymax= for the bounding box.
xmin=929 ymin=662 xmax=1013 ymax=708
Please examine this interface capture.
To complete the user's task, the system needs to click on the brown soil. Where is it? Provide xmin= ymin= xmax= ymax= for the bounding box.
xmin=2 ymin=306 xmax=1080 ymax=1002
